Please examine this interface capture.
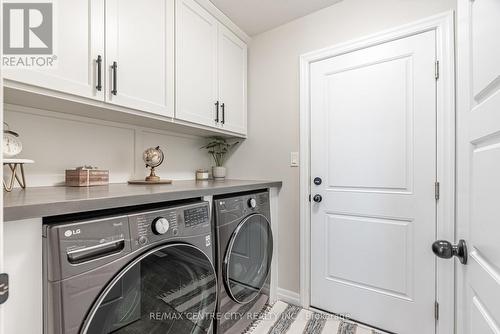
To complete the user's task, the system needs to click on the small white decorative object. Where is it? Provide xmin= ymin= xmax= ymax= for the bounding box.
xmin=212 ymin=166 xmax=226 ymax=180
xmin=196 ymin=169 xmax=210 ymax=181
xmin=3 ymin=123 xmax=23 ymax=158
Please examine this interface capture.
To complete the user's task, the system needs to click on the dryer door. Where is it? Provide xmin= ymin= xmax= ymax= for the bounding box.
xmin=81 ymin=244 xmax=216 ymax=334
xmin=224 ymin=213 xmax=273 ymax=304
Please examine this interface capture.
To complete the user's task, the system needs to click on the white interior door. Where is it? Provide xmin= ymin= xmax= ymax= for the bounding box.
xmin=218 ymin=25 xmax=247 ymax=135
xmin=456 ymin=0 xmax=500 ymax=333
xmin=106 ymin=0 xmax=174 ymax=117
xmin=175 ymin=0 xmax=218 ymax=127
xmin=3 ymin=0 xmax=104 ymax=101
xmin=310 ymin=31 xmax=437 ymax=334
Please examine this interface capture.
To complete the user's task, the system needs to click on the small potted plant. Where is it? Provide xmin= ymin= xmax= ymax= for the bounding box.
xmin=201 ymin=137 xmax=239 ymax=180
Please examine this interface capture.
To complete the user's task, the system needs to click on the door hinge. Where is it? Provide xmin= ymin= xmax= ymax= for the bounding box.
xmin=434 ymin=301 xmax=439 ymax=320
xmin=435 ymin=181 xmax=440 ymax=200
xmin=435 ymin=61 xmax=440 ymax=80
xmin=0 ymin=273 xmax=9 ymax=305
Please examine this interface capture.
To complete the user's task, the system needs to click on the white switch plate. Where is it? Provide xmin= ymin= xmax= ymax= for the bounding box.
xmin=290 ymin=152 xmax=299 ymax=167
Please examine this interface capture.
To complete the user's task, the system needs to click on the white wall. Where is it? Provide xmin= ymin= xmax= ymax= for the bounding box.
xmin=4 ymin=104 xmax=210 ymax=186
xmin=225 ymin=0 xmax=456 ymax=295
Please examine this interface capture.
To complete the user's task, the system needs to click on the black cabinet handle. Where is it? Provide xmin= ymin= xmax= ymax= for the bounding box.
xmin=221 ymin=103 xmax=225 ymax=124
xmin=111 ymin=61 xmax=118 ymax=95
xmin=214 ymin=101 xmax=220 ymax=123
xmin=96 ymin=55 xmax=102 ymax=91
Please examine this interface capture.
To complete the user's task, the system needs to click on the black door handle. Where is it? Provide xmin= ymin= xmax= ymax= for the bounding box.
xmin=313 ymin=194 xmax=322 ymax=203
xmin=432 ymin=239 xmax=468 ymax=264
xmin=111 ymin=61 xmax=117 ymax=95
xmin=221 ymin=103 xmax=225 ymax=124
xmin=214 ymin=101 xmax=220 ymax=123
xmin=96 ymin=55 xmax=102 ymax=91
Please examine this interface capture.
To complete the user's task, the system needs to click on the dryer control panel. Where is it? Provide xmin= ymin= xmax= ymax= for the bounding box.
xmin=128 ymin=201 xmax=210 ymax=251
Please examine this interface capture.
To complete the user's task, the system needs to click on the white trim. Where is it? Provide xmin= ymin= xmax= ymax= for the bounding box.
xmin=193 ymin=0 xmax=250 ymax=43
xmin=0 ymin=1 xmax=4 ymax=332
xmin=455 ymin=1 xmax=470 ymax=333
xmin=269 ymin=187 xmax=280 ymax=304
xmin=3 ymin=82 xmax=248 ymax=139
xmin=299 ymin=11 xmax=456 ymax=334
xmin=277 ymin=288 xmax=301 ymax=306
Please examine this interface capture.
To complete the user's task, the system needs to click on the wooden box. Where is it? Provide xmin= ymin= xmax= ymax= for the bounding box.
xmin=65 ymin=169 xmax=109 ymax=187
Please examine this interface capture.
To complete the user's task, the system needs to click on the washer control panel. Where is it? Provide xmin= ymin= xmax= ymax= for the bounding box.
xmin=184 ymin=205 xmax=209 ymax=227
xmin=128 ymin=201 xmax=210 ymax=250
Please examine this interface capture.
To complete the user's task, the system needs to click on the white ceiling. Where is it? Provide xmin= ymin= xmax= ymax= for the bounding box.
xmin=210 ymin=0 xmax=343 ymax=36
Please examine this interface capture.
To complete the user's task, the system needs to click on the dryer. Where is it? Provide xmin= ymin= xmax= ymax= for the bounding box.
xmin=43 ymin=201 xmax=216 ymax=334
xmin=213 ymin=190 xmax=273 ymax=334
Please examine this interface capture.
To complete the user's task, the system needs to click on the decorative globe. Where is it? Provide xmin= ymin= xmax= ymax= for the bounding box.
xmin=143 ymin=146 xmax=164 ymax=168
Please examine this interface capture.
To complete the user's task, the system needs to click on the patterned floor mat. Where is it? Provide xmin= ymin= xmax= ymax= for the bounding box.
xmin=244 ymin=301 xmax=390 ymax=334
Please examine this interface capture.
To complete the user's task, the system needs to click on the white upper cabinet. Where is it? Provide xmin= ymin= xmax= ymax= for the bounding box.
xmin=105 ymin=0 xmax=174 ymax=117
xmin=175 ymin=0 xmax=219 ymax=127
xmin=3 ymin=0 xmax=105 ymax=101
xmin=3 ymin=0 xmax=248 ymax=136
xmin=176 ymin=0 xmax=248 ymax=135
xmin=218 ymin=26 xmax=247 ymax=135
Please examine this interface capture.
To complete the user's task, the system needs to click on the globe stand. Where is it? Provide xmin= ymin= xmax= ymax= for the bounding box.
xmin=145 ymin=167 xmax=160 ymax=182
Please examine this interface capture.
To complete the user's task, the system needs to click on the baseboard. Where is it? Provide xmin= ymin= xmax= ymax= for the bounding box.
xmin=277 ymin=288 xmax=301 ymax=306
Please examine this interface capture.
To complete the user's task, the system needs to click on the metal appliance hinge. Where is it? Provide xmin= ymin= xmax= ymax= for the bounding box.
xmin=435 ymin=182 xmax=440 ymax=200
xmin=435 ymin=61 xmax=440 ymax=80
xmin=435 ymin=301 xmax=439 ymax=320
xmin=0 ymin=273 xmax=9 ymax=305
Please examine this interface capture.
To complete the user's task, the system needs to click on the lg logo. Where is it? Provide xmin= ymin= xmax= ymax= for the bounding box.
xmin=64 ymin=229 xmax=81 ymax=238
xmin=3 ymin=3 xmax=53 ymax=54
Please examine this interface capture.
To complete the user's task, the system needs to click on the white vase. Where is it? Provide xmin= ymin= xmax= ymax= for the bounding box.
xmin=212 ymin=166 xmax=226 ymax=180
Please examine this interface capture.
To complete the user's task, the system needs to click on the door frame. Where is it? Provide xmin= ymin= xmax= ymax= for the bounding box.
xmin=299 ymin=11 xmax=455 ymax=334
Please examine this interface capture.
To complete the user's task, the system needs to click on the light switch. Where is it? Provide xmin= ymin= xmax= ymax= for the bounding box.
xmin=290 ymin=152 xmax=299 ymax=167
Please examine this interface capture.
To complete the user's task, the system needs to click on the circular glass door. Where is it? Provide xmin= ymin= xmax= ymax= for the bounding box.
xmin=81 ymin=244 xmax=216 ymax=334
xmin=224 ymin=213 xmax=273 ymax=304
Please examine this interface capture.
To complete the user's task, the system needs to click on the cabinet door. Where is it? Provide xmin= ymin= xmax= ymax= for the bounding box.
xmin=106 ymin=0 xmax=174 ymax=117
xmin=175 ymin=0 xmax=219 ymax=127
xmin=218 ymin=26 xmax=247 ymax=135
xmin=3 ymin=0 xmax=105 ymax=101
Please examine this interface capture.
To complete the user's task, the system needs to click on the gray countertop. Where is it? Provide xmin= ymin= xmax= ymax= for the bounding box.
xmin=3 ymin=179 xmax=282 ymax=221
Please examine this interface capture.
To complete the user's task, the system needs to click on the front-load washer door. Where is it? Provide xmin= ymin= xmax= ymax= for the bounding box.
xmin=224 ymin=213 xmax=273 ymax=304
xmin=81 ymin=244 xmax=216 ymax=334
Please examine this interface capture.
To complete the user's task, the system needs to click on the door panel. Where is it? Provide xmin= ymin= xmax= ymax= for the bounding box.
xmin=325 ymin=56 xmax=412 ymax=192
xmin=105 ymin=0 xmax=174 ymax=117
xmin=175 ymin=0 xmax=218 ymax=127
xmin=218 ymin=25 xmax=247 ymax=135
xmin=457 ymin=0 xmax=500 ymax=332
xmin=471 ymin=0 xmax=500 ymax=101
xmin=310 ymin=31 xmax=437 ymax=334
xmin=324 ymin=214 xmax=413 ymax=299
xmin=3 ymin=0 xmax=104 ymax=100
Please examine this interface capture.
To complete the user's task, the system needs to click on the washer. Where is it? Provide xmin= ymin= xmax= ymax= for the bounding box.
xmin=213 ymin=190 xmax=273 ymax=334
xmin=43 ymin=201 xmax=216 ymax=334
